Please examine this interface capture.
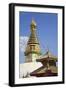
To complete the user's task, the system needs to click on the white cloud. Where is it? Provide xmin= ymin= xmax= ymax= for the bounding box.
xmin=20 ymin=36 xmax=28 ymax=52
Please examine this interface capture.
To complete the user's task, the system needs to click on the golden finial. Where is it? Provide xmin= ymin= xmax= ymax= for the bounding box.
xmin=30 ymin=18 xmax=37 ymax=31
xmin=31 ymin=18 xmax=36 ymax=26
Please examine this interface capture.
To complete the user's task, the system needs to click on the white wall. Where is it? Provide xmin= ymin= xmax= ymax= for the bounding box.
xmin=0 ymin=0 xmax=66 ymax=89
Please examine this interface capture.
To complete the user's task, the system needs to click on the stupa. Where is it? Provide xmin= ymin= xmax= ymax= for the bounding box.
xmin=20 ymin=19 xmax=42 ymax=78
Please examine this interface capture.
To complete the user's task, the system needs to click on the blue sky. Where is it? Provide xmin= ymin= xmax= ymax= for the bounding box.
xmin=19 ymin=11 xmax=58 ymax=63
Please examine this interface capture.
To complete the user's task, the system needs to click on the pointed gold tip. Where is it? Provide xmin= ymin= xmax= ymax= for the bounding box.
xmin=31 ymin=18 xmax=36 ymax=26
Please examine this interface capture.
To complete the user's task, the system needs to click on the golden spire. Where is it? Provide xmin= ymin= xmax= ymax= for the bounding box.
xmin=28 ymin=19 xmax=38 ymax=44
xmin=24 ymin=19 xmax=41 ymax=56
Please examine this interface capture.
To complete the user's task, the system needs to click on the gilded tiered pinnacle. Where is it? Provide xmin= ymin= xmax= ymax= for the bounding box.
xmin=28 ymin=19 xmax=39 ymax=44
xmin=24 ymin=19 xmax=41 ymax=56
